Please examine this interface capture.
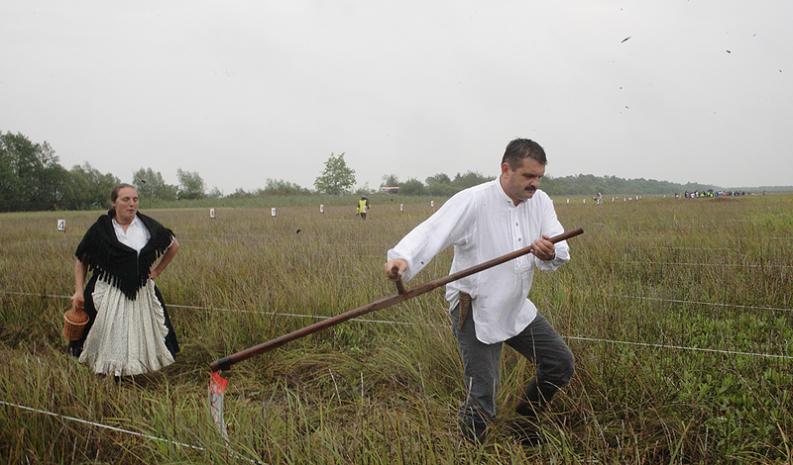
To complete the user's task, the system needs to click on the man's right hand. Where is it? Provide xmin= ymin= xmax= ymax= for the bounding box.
xmin=384 ymin=259 xmax=408 ymax=281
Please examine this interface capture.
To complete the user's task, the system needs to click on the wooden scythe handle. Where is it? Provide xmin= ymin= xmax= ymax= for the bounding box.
xmin=210 ymin=227 xmax=583 ymax=372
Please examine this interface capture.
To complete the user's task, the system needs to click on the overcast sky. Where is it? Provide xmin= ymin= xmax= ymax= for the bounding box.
xmin=1 ymin=1 xmax=791 ymax=192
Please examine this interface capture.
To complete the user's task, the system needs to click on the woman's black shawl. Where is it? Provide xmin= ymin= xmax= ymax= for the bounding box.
xmin=75 ymin=211 xmax=175 ymax=300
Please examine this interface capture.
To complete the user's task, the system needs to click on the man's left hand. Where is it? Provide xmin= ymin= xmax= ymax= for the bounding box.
xmin=531 ymin=235 xmax=556 ymax=261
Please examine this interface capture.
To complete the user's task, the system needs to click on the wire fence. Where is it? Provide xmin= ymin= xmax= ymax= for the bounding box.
xmin=2 ymin=284 xmax=790 ymax=459
xmin=0 ymin=400 xmax=262 ymax=464
xmin=3 ymin=289 xmax=790 ymax=361
xmin=619 ymin=260 xmax=793 ymax=269
xmin=611 ymin=294 xmax=793 ymax=313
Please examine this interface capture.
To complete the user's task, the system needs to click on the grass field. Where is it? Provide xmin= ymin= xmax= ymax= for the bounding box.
xmin=1 ymin=194 xmax=792 ymax=464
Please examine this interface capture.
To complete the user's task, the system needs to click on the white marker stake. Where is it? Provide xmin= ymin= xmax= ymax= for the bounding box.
xmin=271 ymin=207 xmax=277 ymax=217
xmin=209 ymin=208 xmax=216 ymax=219
xmin=57 ymin=219 xmax=66 ymax=232
xmin=208 ymin=372 xmax=229 ymax=440
xmin=399 ymin=203 xmax=404 ymax=213
xmin=319 ymin=204 xmax=324 ymax=214
xmin=566 ymin=198 xmax=570 ymax=204
xmin=430 ymin=200 xmax=435 ymax=208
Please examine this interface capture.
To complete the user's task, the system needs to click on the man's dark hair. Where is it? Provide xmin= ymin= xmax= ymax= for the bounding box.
xmin=501 ymin=138 xmax=547 ymax=169
xmin=111 ymin=183 xmax=137 ymax=202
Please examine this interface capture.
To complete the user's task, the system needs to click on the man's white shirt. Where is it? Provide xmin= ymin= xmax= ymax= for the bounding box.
xmin=387 ymin=179 xmax=570 ymax=344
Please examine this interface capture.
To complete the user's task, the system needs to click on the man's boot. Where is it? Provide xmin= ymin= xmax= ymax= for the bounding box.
xmin=459 ymin=405 xmax=489 ymax=445
xmin=512 ymin=378 xmax=554 ymax=446
xmin=515 ymin=377 xmax=558 ymax=417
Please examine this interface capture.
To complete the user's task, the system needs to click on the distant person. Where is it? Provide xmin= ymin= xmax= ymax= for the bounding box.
xmin=70 ymin=183 xmax=180 ymax=376
xmin=356 ymin=195 xmax=370 ymax=220
xmin=384 ymin=138 xmax=574 ymax=444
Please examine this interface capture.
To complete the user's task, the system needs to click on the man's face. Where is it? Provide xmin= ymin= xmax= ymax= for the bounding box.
xmin=113 ymin=187 xmax=139 ymax=224
xmin=500 ymin=157 xmax=545 ymax=204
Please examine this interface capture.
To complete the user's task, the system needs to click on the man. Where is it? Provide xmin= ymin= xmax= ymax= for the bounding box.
xmin=383 ymin=138 xmax=574 ymax=444
xmin=356 ymin=195 xmax=370 ymax=220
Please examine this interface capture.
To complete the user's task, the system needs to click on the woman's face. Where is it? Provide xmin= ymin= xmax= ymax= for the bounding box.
xmin=113 ymin=187 xmax=139 ymax=224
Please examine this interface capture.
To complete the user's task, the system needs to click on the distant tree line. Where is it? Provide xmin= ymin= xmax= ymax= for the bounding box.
xmin=132 ymin=167 xmax=211 ymax=201
xmin=0 ymin=131 xmax=120 ymax=211
xmin=1 ymin=130 xmax=727 ymax=212
xmin=381 ymin=172 xmax=494 ymax=196
xmin=381 ymin=172 xmax=716 ymax=197
xmin=0 ymin=131 xmax=220 ymax=212
xmin=538 ymin=174 xmax=717 ymax=196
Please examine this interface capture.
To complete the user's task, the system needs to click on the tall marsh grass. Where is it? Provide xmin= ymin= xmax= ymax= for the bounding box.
xmin=1 ymin=195 xmax=792 ymax=464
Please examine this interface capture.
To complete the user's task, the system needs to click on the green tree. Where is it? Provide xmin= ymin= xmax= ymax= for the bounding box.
xmin=452 ymin=171 xmax=491 ymax=189
xmin=227 ymin=188 xmax=252 ymax=199
xmin=60 ymin=163 xmax=120 ymax=210
xmin=314 ymin=153 xmax=356 ymax=195
xmin=176 ymin=169 xmax=205 ymax=199
xmin=399 ymin=178 xmax=426 ymax=195
xmin=425 ymin=173 xmax=456 ymax=196
xmin=381 ymin=174 xmax=399 ymax=187
xmin=0 ymin=132 xmax=70 ymax=211
xmin=258 ymin=178 xmax=312 ymax=195
xmin=133 ymin=167 xmax=178 ymax=200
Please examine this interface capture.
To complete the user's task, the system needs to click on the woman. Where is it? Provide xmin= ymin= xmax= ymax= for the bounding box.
xmin=70 ymin=183 xmax=180 ymax=376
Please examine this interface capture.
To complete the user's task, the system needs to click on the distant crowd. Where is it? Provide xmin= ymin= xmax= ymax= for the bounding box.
xmin=585 ymin=190 xmax=756 ymax=204
xmin=681 ymin=190 xmax=750 ymax=199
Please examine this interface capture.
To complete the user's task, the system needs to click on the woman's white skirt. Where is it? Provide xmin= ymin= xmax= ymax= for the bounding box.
xmin=79 ymin=278 xmax=175 ymax=376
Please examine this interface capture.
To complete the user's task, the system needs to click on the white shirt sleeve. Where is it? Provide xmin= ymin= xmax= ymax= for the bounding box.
xmin=387 ymin=191 xmax=475 ymax=282
xmin=533 ymin=194 xmax=571 ymax=272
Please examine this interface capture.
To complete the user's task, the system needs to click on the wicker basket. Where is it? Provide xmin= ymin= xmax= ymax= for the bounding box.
xmin=63 ymin=305 xmax=89 ymax=341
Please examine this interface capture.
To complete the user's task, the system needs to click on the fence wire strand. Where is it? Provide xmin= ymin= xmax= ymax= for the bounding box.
xmin=2 ymin=289 xmax=790 ymax=361
xmin=0 ymin=400 xmax=262 ymax=464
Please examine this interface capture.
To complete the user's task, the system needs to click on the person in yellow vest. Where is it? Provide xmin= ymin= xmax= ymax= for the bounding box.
xmin=356 ymin=196 xmax=370 ymax=220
